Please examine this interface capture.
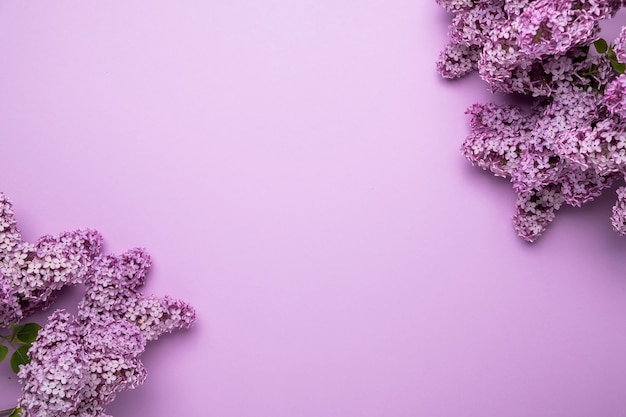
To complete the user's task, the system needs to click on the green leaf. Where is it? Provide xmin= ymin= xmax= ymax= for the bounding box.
xmin=607 ymin=49 xmax=617 ymax=61
xmin=0 ymin=345 xmax=7 ymax=362
xmin=10 ymin=324 xmax=23 ymax=336
xmin=8 ymin=408 xmax=21 ymax=417
xmin=594 ymin=38 xmax=608 ymax=54
xmin=611 ymin=60 xmax=626 ymax=74
xmin=10 ymin=346 xmax=31 ymax=374
xmin=16 ymin=323 xmax=40 ymax=344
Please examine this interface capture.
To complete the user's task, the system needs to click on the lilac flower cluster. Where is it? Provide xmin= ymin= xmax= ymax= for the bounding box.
xmin=0 ymin=193 xmax=195 ymax=417
xmin=15 ymin=310 xmax=146 ymax=417
xmin=78 ymin=249 xmax=195 ymax=343
xmin=0 ymin=193 xmax=102 ymax=327
xmin=437 ymin=0 xmax=623 ymax=94
xmin=15 ymin=253 xmax=195 ymax=417
xmin=437 ymin=1 xmax=626 ymax=241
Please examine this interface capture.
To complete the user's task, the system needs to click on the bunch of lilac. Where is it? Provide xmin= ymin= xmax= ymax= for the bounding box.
xmin=437 ymin=0 xmax=626 ymax=241
xmin=0 ymin=193 xmax=195 ymax=417
xmin=0 ymin=193 xmax=103 ymax=327
xmin=437 ymin=0 xmax=624 ymax=93
xmin=17 ymin=249 xmax=195 ymax=417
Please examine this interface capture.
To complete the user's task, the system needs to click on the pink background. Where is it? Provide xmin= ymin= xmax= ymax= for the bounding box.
xmin=1 ymin=1 xmax=626 ymax=416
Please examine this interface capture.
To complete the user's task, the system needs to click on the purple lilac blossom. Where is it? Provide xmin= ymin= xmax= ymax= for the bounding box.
xmin=438 ymin=0 xmax=623 ymax=93
xmin=17 ymin=311 xmax=147 ymax=417
xmin=78 ymin=248 xmax=196 ymax=342
xmin=615 ymin=26 xmax=626 ymax=62
xmin=604 ymin=75 xmax=626 ymax=118
xmin=611 ymin=185 xmax=626 ymax=233
xmin=17 ymin=249 xmax=195 ymax=417
xmin=438 ymin=0 xmax=626 ymax=241
xmin=0 ymin=193 xmax=102 ymax=326
xmin=514 ymin=0 xmax=620 ymax=59
xmin=17 ymin=311 xmax=90 ymax=417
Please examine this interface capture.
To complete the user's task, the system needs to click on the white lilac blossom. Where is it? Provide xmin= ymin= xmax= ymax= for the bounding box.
xmin=15 ymin=249 xmax=195 ymax=417
xmin=438 ymin=0 xmax=626 ymax=241
xmin=0 ymin=193 xmax=102 ymax=326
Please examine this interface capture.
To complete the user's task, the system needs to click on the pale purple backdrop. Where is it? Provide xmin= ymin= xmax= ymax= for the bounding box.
xmin=1 ymin=1 xmax=626 ymax=416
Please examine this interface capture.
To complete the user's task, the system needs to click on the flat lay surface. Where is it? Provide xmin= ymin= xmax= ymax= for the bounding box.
xmin=1 ymin=1 xmax=626 ymax=416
